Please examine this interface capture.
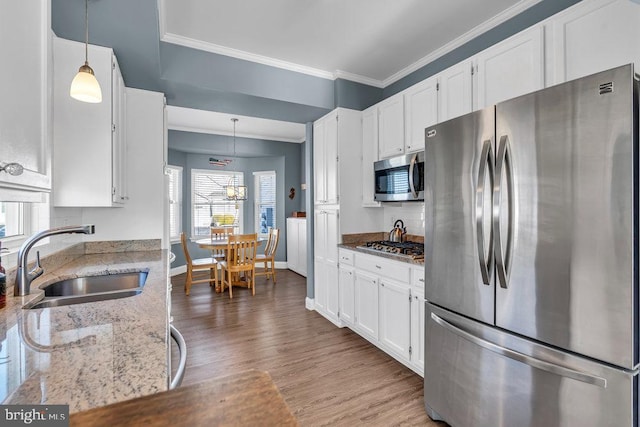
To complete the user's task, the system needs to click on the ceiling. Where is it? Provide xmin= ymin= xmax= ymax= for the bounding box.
xmin=51 ymin=0 xmax=566 ymax=147
xmin=159 ymin=0 xmax=539 ymax=140
xmin=159 ymin=0 xmax=540 ymax=87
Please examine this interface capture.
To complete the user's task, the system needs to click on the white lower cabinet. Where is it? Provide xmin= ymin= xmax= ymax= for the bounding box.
xmin=286 ymin=217 xmax=307 ymax=277
xmin=379 ymin=277 xmax=411 ymax=360
xmin=410 ymin=288 xmax=425 ymax=376
xmin=354 ymin=270 xmax=379 ymax=341
xmin=333 ymin=249 xmax=425 ymax=376
xmin=314 ymin=209 xmax=340 ymax=325
xmin=338 ymin=249 xmax=355 ymax=326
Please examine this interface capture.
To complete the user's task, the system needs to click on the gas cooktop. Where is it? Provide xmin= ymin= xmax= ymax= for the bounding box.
xmin=356 ymin=240 xmax=424 ymax=260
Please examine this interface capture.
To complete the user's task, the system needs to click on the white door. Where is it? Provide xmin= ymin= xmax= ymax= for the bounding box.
xmin=439 ymin=61 xmax=473 ymax=122
xmin=361 ymin=105 xmax=380 ymax=207
xmin=287 ymin=218 xmax=299 ymax=273
xmin=379 ymin=278 xmax=411 ymax=360
xmin=324 ymin=111 xmax=339 ymax=205
xmin=355 ymin=271 xmax=379 ymax=340
xmin=404 ymin=76 xmax=438 ymax=153
xmin=410 ymin=291 xmax=425 ymax=375
xmin=326 ymin=263 xmax=340 ymax=322
xmin=0 ymin=0 xmax=51 ymax=193
xmin=297 ymin=219 xmax=307 ymax=277
xmin=551 ymin=0 xmax=640 ymax=84
xmin=339 ymin=266 xmax=355 ymax=326
xmin=378 ymin=94 xmax=405 ymax=158
xmin=476 ymin=26 xmax=544 ymax=109
xmin=313 ymin=120 xmax=326 ymax=204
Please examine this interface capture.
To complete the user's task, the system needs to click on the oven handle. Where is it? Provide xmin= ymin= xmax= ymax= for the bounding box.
xmin=408 ymin=153 xmax=418 ymax=199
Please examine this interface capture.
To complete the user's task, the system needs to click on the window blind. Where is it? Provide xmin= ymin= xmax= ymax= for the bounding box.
xmin=192 ymin=169 xmax=244 ymax=237
xmin=254 ymin=171 xmax=276 ymax=237
xmin=167 ymin=166 xmax=182 ymax=241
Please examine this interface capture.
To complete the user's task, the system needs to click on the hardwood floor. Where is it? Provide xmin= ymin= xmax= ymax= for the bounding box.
xmin=170 ymin=270 xmax=446 ymax=426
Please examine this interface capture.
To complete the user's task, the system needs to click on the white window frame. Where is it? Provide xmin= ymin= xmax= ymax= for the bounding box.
xmin=0 ymin=196 xmax=49 ymax=254
xmin=253 ymin=170 xmax=276 ymax=239
xmin=191 ymin=168 xmax=244 ymax=239
xmin=167 ymin=165 xmax=183 ymax=243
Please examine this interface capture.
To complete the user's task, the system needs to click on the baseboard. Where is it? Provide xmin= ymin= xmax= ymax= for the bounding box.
xmin=170 ymin=265 xmax=187 ymax=276
xmin=305 ymin=297 xmax=315 ymax=311
xmin=274 ymin=261 xmax=288 ymax=269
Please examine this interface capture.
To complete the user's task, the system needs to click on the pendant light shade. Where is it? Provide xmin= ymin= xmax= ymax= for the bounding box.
xmin=70 ymin=0 xmax=102 ymax=103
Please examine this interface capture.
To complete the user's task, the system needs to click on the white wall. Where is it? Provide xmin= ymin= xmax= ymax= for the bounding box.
xmin=82 ymin=88 xmax=167 ymax=247
xmin=382 ymin=203 xmax=424 ymax=237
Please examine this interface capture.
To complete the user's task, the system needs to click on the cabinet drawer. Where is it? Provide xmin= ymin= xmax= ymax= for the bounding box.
xmin=338 ymin=249 xmax=355 ymax=266
xmin=355 ymin=253 xmax=410 ymax=283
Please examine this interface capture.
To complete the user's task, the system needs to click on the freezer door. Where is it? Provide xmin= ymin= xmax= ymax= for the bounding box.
xmin=494 ymin=64 xmax=637 ymax=369
xmin=424 ymin=107 xmax=495 ymax=325
xmin=424 ymin=303 xmax=637 ymax=427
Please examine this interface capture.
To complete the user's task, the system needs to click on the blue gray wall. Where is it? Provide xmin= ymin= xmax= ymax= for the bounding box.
xmin=168 ymin=131 xmax=302 ymax=267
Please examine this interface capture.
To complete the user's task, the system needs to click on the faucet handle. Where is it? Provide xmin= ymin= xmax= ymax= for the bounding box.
xmin=29 ymin=251 xmax=44 ymax=280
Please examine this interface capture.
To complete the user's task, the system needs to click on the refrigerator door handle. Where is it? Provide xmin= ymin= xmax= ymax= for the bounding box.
xmin=494 ymin=135 xmax=514 ymax=289
xmin=476 ymin=139 xmax=494 ymax=285
xmin=408 ymin=152 xmax=418 ymax=199
xmin=430 ymin=312 xmax=608 ymax=388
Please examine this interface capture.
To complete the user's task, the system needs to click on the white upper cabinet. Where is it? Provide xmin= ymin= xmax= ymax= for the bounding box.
xmin=404 ymin=76 xmax=438 ymax=154
xmin=0 ymin=0 xmax=51 ymax=198
xmin=377 ymin=93 xmax=405 ymax=159
xmin=475 ymin=26 xmax=545 ymax=109
xmin=438 ymin=61 xmax=473 ymax=122
xmin=313 ymin=110 xmax=339 ymax=205
xmin=550 ymin=0 xmax=640 ymax=84
xmin=53 ymin=37 xmax=127 ymax=207
xmin=361 ymin=105 xmax=380 ymax=207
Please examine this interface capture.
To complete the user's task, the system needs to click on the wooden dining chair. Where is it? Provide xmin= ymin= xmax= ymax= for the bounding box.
xmin=210 ymin=226 xmax=234 ymax=261
xmin=219 ymin=233 xmax=258 ymax=299
xmin=255 ymin=228 xmax=280 ymax=284
xmin=180 ymin=232 xmax=218 ymax=295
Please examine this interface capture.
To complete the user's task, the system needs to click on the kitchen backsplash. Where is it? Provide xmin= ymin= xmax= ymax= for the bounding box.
xmin=383 ymin=202 xmax=425 ymax=236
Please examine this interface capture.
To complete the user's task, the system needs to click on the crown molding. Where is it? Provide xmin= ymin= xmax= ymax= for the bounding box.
xmin=333 ymin=70 xmax=384 ymax=88
xmin=158 ymin=0 xmax=543 ymax=89
xmin=382 ymin=0 xmax=543 ymax=86
xmin=168 ymin=125 xmax=305 ymax=143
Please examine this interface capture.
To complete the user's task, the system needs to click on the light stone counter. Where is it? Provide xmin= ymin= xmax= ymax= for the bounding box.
xmin=0 ymin=241 xmax=170 ymax=413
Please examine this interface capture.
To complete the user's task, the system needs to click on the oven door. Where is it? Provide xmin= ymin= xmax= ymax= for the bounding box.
xmin=374 ymin=152 xmax=424 ymax=202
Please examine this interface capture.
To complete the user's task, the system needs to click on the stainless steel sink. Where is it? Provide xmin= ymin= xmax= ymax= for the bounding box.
xmin=23 ymin=271 xmax=148 ymax=309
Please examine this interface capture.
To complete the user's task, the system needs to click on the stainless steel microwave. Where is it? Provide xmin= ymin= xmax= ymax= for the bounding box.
xmin=374 ymin=151 xmax=424 ymax=202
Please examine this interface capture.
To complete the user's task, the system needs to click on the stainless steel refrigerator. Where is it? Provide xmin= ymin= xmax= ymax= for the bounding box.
xmin=423 ymin=64 xmax=639 ymax=427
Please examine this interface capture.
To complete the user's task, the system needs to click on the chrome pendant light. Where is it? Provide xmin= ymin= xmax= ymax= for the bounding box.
xmin=225 ymin=118 xmax=248 ymax=201
xmin=70 ymin=0 xmax=102 ymax=103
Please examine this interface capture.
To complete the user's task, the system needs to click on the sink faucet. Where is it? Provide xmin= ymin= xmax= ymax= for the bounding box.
xmin=14 ymin=225 xmax=96 ymax=297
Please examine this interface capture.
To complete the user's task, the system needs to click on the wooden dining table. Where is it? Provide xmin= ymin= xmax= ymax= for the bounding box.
xmin=196 ymin=237 xmax=264 ymax=292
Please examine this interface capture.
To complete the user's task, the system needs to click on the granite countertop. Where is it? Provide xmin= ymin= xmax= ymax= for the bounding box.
xmin=0 ymin=241 xmax=170 ymax=413
xmin=339 ymin=232 xmax=425 ymax=266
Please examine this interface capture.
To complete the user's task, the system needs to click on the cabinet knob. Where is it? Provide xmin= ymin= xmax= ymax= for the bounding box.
xmin=375 ymin=265 xmax=382 ymax=269
xmin=419 ymin=278 xmax=424 ymax=282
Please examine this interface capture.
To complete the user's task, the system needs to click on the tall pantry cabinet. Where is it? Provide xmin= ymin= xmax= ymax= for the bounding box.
xmin=313 ymin=108 xmax=382 ymax=325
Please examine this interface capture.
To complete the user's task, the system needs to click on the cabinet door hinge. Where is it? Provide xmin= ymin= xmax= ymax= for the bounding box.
xmin=471 ymin=64 xmax=476 ymax=75
xmin=112 ymin=124 xmax=116 ymax=132
xmin=409 ymin=346 xmax=413 ymax=355
xmin=436 ymin=82 xmax=440 ymax=91
xmin=409 ymin=293 xmax=412 ymax=302
xmin=112 ymin=187 xmax=116 ymax=196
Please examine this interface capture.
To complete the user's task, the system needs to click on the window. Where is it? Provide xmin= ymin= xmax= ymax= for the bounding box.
xmin=254 ymin=171 xmax=276 ymax=239
xmin=167 ymin=165 xmax=182 ymax=242
xmin=191 ymin=169 xmax=244 ymax=238
xmin=0 ymin=197 xmax=48 ymax=253
xmin=0 ymin=202 xmax=25 ymax=240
